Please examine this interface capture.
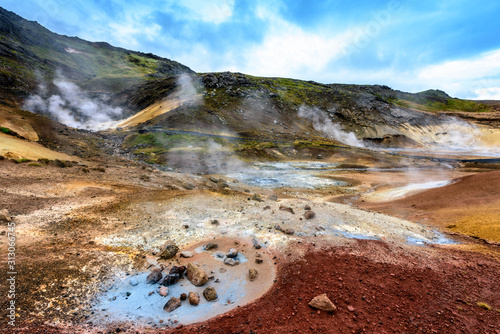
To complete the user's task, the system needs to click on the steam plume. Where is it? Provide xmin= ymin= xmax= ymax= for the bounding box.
xmin=23 ymin=77 xmax=122 ymax=130
xmin=298 ymin=105 xmax=365 ymax=147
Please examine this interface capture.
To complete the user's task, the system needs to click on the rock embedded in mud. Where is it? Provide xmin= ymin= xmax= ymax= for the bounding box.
xmin=179 ymin=251 xmax=194 ymax=258
xmin=252 ymin=238 xmax=262 ymax=249
xmin=304 ymin=205 xmax=312 ymax=211
xmin=203 ymin=286 xmax=218 ymax=301
xmin=159 ymin=242 xmax=179 ymax=259
xmin=224 ymin=257 xmax=240 ymax=266
xmin=205 ymin=242 xmax=218 ymax=251
xmin=304 ymin=211 xmax=316 ymax=220
xmin=210 ymin=219 xmax=220 ymax=225
xmin=255 ymin=258 xmax=263 ymax=264
xmin=186 ymin=263 xmax=208 ymax=286
xmin=146 ymin=268 xmax=163 ymax=284
xmin=309 ymin=294 xmax=337 ymax=312
xmin=159 ymin=266 xmax=186 ymax=286
xmin=284 ymin=228 xmax=295 ymax=235
xmin=252 ymin=194 xmax=263 ymax=202
xmin=157 ymin=286 xmax=169 ymax=297
xmin=188 ymin=292 xmax=200 ymax=306
xmin=279 ymin=205 xmax=295 ymax=214
xmin=226 ymin=248 xmax=238 ymax=258
xmin=164 ymin=297 xmax=181 ymax=312
xmin=180 ymin=293 xmax=187 ymax=301
xmin=183 ymin=182 xmax=195 ymax=190
xmin=0 ymin=209 xmax=12 ymax=222
xmin=248 ymin=268 xmax=258 ymax=281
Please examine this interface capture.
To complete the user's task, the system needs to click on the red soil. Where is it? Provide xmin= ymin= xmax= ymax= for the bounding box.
xmin=166 ymin=240 xmax=500 ymax=334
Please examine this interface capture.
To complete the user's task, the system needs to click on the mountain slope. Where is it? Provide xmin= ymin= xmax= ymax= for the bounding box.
xmin=0 ymin=7 xmax=192 ymax=105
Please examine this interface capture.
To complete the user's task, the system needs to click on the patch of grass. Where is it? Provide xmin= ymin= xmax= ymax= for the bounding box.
xmin=1 ymin=126 xmax=12 ymax=134
xmin=28 ymin=162 xmax=42 ymax=167
xmin=14 ymin=158 xmax=30 ymax=163
xmin=477 ymin=302 xmax=492 ymax=310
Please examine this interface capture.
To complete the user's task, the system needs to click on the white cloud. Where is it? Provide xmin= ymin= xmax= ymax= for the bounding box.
xmin=108 ymin=20 xmax=161 ymax=47
xmin=177 ymin=0 xmax=235 ymax=24
xmin=473 ymin=87 xmax=500 ymax=100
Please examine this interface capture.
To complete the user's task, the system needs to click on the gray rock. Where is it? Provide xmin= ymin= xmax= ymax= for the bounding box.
xmin=179 ymin=251 xmax=194 ymax=258
xmin=146 ymin=268 xmax=162 ymax=284
xmin=252 ymin=194 xmax=263 ymax=202
xmin=129 ymin=278 xmax=138 ymax=286
xmin=309 ymin=294 xmax=336 ymax=312
xmin=188 ymin=291 xmax=200 ymax=306
xmin=279 ymin=205 xmax=295 ymax=214
xmin=304 ymin=205 xmax=312 ymax=211
xmin=159 ymin=242 xmax=179 ymax=259
xmin=186 ymin=263 xmax=208 ymax=286
xmin=163 ymin=297 xmax=181 ymax=312
xmin=226 ymin=248 xmax=238 ymax=258
xmin=203 ymin=286 xmax=218 ymax=301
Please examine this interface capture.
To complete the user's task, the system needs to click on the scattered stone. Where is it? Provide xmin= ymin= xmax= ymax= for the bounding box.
xmin=309 ymin=294 xmax=336 ymax=312
xmin=252 ymin=238 xmax=262 ymax=249
xmin=224 ymin=258 xmax=240 ymax=266
xmin=186 ymin=263 xmax=208 ymax=286
xmin=252 ymin=194 xmax=263 ymax=202
xmin=180 ymin=293 xmax=187 ymax=301
xmin=248 ymin=268 xmax=258 ymax=281
xmin=129 ymin=278 xmax=138 ymax=286
xmin=210 ymin=219 xmax=220 ymax=225
xmin=159 ymin=266 xmax=186 ymax=286
xmin=347 ymin=305 xmax=355 ymax=312
xmin=203 ymin=286 xmax=218 ymax=301
xmin=279 ymin=205 xmax=295 ymax=214
xmin=304 ymin=211 xmax=316 ymax=220
xmin=0 ymin=209 xmax=11 ymax=222
xmin=204 ymin=243 xmax=218 ymax=251
xmin=209 ymin=176 xmax=218 ymax=183
xmin=255 ymin=258 xmax=263 ymax=264
xmin=188 ymin=292 xmax=200 ymax=306
xmin=179 ymin=251 xmax=194 ymax=258
xmin=157 ymin=286 xmax=169 ymax=297
xmin=263 ymin=205 xmax=271 ymax=210
xmin=285 ymin=228 xmax=295 ymax=235
xmin=269 ymin=194 xmax=278 ymax=201
xmin=146 ymin=268 xmax=163 ymax=284
xmin=226 ymin=248 xmax=238 ymax=258
xmin=304 ymin=205 xmax=312 ymax=211
xmin=163 ymin=297 xmax=181 ymax=312
xmin=159 ymin=242 xmax=179 ymax=259
xmin=183 ymin=224 xmax=189 ymax=229
xmin=183 ymin=183 xmax=195 ymax=190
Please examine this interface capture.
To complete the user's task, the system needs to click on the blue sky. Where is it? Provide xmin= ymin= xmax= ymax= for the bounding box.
xmin=3 ymin=0 xmax=500 ymax=99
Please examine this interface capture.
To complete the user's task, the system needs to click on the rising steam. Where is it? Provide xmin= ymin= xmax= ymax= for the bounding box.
xmin=176 ymin=73 xmax=202 ymax=106
xmin=298 ymin=105 xmax=365 ymax=147
xmin=23 ymin=77 xmax=122 ymax=130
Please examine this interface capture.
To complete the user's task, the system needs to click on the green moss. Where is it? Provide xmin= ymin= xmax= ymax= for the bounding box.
xmin=1 ymin=126 xmax=12 ymax=134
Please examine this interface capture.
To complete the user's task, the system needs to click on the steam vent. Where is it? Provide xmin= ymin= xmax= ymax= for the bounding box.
xmin=0 ymin=3 xmax=499 ymax=333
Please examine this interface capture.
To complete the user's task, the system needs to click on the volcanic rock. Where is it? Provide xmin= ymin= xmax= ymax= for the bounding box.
xmin=159 ymin=242 xmax=179 ymax=259
xmin=180 ymin=293 xmax=187 ymax=301
xmin=255 ymin=258 xmax=263 ymax=264
xmin=279 ymin=205 xmax=295 ymax=214
xmin=0 ymin=209 xmax=11 ymax=222
xmin=204 ymin=242 xmax=218 ymax=251
xmin=146 ymin=268 xmax=163 ymax=284
xmin=304 ymin=205 xmax=312 ymax=211
xmin=248 ymin=268 xmax=258 ymax=281
xmin=186 ymin=263 xmax=208 ymax=286
xmin=226 ymin=248 xmax=238 ymax=258
xmin=179 ymin=251 xmax=194 ymax=258
xmin=224 ymin=257 xmax=240 ymax=266
xmin=304 ymin=211 xmax=316 ymax=219
xmin=203 ymin=286 xmax=218 ymax=301
xmin=188 ymin=291 xmax=200 ymax=306
xmin=157 ymin=286 xmax=169 ymax=297
xmin=309 ymin=294 xmax=336 ymax=312
xmin=164 ymin=297 xmax=181 ymax=312
xmin=159 ymin=266 xmax=186 ymax=286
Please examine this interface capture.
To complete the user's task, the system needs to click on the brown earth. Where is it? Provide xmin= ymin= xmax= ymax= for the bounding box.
xmin=360 ymin=171 xmax=500 ymax=243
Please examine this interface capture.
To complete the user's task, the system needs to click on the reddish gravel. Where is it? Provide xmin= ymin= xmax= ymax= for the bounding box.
xmin=166 ymin=240 xmax=500 ymax=334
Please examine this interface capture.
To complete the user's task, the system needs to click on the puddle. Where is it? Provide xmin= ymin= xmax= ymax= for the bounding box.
xmin=366 ymin=180 xmax=452 ymax=201
xmin=226 ymin=162 xmax=347 ymax=189
xmin=91 ymin=238 xmax=275 ymax=328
